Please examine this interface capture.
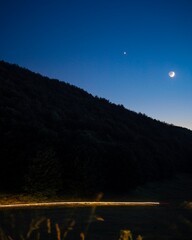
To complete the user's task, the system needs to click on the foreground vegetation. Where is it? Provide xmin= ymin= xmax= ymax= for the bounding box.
xmin=0 ymin=60 xmax=192 ymax=196
xmin=0 ymin=201 xmax=191 ymax=240
xmin=0 ymin=175 xmax=192 ymax=240
xmin=0 ymin=214 xmax=142 ymax=240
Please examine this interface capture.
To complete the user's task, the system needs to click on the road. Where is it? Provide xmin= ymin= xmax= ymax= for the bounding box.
xmin=0 ymin=201 xmax=160 ymax=209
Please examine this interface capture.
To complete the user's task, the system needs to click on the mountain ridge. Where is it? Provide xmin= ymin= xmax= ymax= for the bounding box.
xmin=0 ymin=60 xmax=192 ymax=196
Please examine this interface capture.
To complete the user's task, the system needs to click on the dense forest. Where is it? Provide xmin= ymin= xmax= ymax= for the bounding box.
xmin=0 ymin=60 xmax=192 ymax=197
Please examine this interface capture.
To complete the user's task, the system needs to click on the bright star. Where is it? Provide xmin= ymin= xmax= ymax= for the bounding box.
xmin=168 ymin=71 xmax=175 ymax=78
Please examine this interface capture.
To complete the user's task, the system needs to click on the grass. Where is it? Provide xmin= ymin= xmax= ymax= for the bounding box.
xmin=0 ymin=208 xmax=143 ymax=240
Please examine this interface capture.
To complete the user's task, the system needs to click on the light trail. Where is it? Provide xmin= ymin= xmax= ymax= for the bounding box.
xmin=0 ymin=201 xmax=160 ymax=209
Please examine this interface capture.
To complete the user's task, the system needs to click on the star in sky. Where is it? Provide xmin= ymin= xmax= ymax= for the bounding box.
xmin=168 ymin=71 xmax=176 ymax=78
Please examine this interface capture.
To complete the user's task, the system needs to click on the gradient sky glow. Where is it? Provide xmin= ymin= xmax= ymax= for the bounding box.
xmin=1 ymin=0 xmax=192 ymax=130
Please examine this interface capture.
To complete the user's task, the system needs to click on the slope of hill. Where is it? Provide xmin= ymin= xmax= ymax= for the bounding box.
xmin=0 ymin=60 xmax=192 ymax=196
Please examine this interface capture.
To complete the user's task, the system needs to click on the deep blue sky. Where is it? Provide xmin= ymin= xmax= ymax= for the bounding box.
xmin=1 ymin=0 xmax=192 ymax=130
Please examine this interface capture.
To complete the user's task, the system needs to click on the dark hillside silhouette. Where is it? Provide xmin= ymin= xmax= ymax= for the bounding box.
xmin=0 ymin=60 xmax=192 ymax=196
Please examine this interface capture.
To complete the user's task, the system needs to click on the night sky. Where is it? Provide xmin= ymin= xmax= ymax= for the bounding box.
xmin=1 ymin=0 xmax=192 ymax=130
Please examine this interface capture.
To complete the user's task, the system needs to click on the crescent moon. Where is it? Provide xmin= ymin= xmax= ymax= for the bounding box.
xmin=169 ymin=71 xmax=175 ymax=78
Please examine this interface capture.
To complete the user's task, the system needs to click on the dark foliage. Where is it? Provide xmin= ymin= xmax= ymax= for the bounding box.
xmin=0 ymin=60 xmax=192 ymax=196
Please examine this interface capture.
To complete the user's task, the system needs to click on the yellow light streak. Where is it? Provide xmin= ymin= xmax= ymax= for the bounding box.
xmin=0 ymin=201 xmax=160 ymax=209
